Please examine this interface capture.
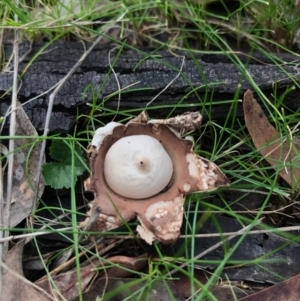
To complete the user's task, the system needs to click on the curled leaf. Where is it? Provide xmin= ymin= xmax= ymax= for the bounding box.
xmin=243 ymin=90 xmax=300 ymax=191
xmin=1 ymin=241 xmax=53 ymax=301
xmin=4 ymin=102 xmax=45 ymax=227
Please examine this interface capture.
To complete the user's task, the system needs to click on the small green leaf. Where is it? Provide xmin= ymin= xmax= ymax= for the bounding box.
xmin=42 ymin=163 xmax=74 ymax=189
xmin=42 ymin=140 xmax=86 ymax=189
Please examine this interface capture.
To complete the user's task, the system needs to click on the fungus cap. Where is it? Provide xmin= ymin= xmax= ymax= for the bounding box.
xmin=104 ymin=135 xmax=173 ymax=199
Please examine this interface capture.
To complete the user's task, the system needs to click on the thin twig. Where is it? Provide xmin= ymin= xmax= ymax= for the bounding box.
xmin=0 ymin=227 xmax=75 ymax=243
xmin=0 ymin=15 xmax=4 ymax=72
xmin=180 ymin=223 xmax=300 ymax=238
xmin=94 ymin=222 xmax=300 ymax=241
xmin=0 ymin=9 xmax=19 ymax=296
xmin=146 ymin=56 xmax=185 ymax=107
xmin=108 ymin=46 xmax=121 ymax=121
xmin=36 ymin=236 xmax=128 ymax=282
xmin=52 ymin=207 xmax=102 ymax=268
xmin=0 ymin=222 xmax=298 ymax=244
xmin=167 ymin=219 xmax=263 ymax=276
xmin=31 ymin=34 xmax=105 ymax=216
xmin=2 ymin=15 xmax=20 ymax=256
xmin=3 ymin=41 xmax=32 ymax=72
xmin=186 ymin=207 xmax=295 ymax=218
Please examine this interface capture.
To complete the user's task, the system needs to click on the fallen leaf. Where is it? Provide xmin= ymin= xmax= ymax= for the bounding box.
xmin=238 ymin=274 xmax=300 ymax=301
xmin=4 ymin=102 xmax=45 ymax=227
xmin=243 ymin=90 xmax=300 ymax=191
xmin=0 ymin=240 xmax=54 ymax=301
xmin=36 ymin=263 xmax=98 ymax=301
xmin=208 ymin=283 xmax=252 ymax=301
xmin=71 ymin=278 xmax=185 ymax=301
xmin=104 ymin=253 xmax=148 ymax=278
xmin=35 ymin=254 xmax=148 ymax=300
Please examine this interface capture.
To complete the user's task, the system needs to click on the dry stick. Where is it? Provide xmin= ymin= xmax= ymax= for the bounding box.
xmin=0 ymin=15 xmax=4 ymax=72
xmin=167 ymin=218 xmax=263 ymax=276
xmin=23 ymin=206 xmax=88 ymax=245
xmin=105 ymin=45 xmax=142 ymax=122
xmin=100 ymin=222 xmax=300 ymax=241
xmin=2 ymin=223 xmax=300 ymax=244
xmin=36 ymin=236 xmax=129 ymax=282
xmin=4 ymin=41 xmax=32 ymax=72
xmin=3 ymin=69 xmax=68 ymax=123
xmin=52 ymin=207 xmax=102 ymax=268
xmin=2 ymin=46 xmax=65 ymax=110
xmin=108 ymin=46 xmax=121 ymax=121
xmin=31 ymin=34 xmax=105 ymax=215
xmin=0 ymin=227 xmax=75 ymax=243
xmin=186 ymin=203 xmax=296 ymax=217
xmin=146 ymin=56 xmax=185 ymax=107
xmin=0 ymin=13 xmax=19 ymax=298
xmin=180 ymin=223 xmax=300 ymax=238
xmin=2 ymin=20 xmax=20 ymax=257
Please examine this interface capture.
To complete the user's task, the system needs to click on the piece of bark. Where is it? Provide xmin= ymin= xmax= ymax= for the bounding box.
xmin=0 ymin=41 xmax=299 ymax=132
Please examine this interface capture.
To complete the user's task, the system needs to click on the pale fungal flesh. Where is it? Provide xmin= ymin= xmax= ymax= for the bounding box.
xmin=92 ymin=121 xmax=121 ymax=150
xmin=103 ymin=135 xmax=173 ymax=199
xmin=82 ymin=111 xmax=230 ymax=245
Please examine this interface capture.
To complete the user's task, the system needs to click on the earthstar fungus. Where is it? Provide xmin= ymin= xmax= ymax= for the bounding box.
xmin=83 ymin=111 xmax=229 ymax=244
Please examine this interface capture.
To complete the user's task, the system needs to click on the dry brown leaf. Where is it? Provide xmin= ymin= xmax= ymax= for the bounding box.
xmin=237 ymin=274 xmax=300 ymax=301
xmin=4 ymin=102 xmax=45 ymax=227
xmin=104 ymin=253 xmax=148 ymax=278
xmin=243 ymin=90 xmax=300 ymax=191
xmin=36 ymin=254 xmax=148 ymax=300
xmin=0 ymin=240 xmax=54 ymax=301
xmin=36 ymin=263 xmax=98 ymax=301
xmin=73 ymin=278 xmax=185 ymax=301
